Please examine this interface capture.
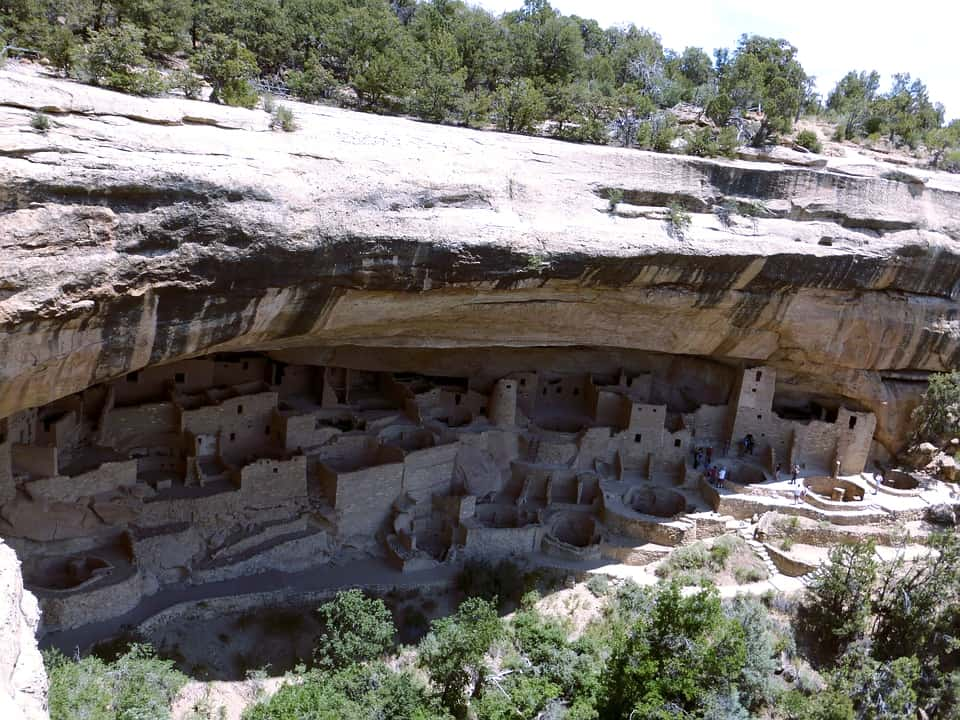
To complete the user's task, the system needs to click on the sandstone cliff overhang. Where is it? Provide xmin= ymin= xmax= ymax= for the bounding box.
xmin=1 ymin=67 xmax=959 ymax=451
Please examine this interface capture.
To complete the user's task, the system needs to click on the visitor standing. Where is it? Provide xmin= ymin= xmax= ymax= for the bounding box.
xmin=791 ymin=463 xmax=800 ymax=484
xmin=774 ymin=462 xmax=782 ymax=482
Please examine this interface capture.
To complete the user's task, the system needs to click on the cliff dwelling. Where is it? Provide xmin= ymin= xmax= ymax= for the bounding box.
xmin=1 ymin=59 xmax=959 ymax=720
xmin=0 ymin=348 xmax=906 ymax=637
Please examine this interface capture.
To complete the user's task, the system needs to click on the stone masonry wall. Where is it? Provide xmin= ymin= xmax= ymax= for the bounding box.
xmin=102 ymin=402 xmax=179 ymax=452
xmin=26 ymin=460 xmax=137 ymax=504
xmin=0 ymin=441 xmax=13 ymax=504
xmin=325 ymin=462 xmax=404 ymax=536
xmin=10 ymin=445 xmax=57 ymax=479
xmin=239 ymin=455 xmax=308 ymax=506
xmin=402 ymin=443 xmax=457 ymax=502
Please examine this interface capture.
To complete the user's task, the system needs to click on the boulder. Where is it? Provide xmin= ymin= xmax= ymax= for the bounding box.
xmin=926 ymin=503 xmax=958 ymax=526
xmin=939 ymin=454 xmax=959 ymax=482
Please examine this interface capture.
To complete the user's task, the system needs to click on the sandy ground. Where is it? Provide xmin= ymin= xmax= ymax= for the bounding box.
xmin=172 ymin=677 xmax=285 ymax=720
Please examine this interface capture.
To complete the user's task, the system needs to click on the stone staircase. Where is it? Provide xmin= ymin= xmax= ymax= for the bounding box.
xmin=735 ymin=524 xmax=779 ymax=578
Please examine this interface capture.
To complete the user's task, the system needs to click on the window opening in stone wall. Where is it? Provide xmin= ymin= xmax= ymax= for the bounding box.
xmin=757 ymin=414 xmax=762 ymax=420
xmin=229 ymin=432 xmax=236 ymax=442
xmin=849 ymin=416 xmax=857 ymax=429
xmin=520 ymin=378 xmax=526 ymax=386
xmin=756 ymin=371 xmax=763 ymax=381
xmin=505 ymin=384 xmax=512 ymax=390
xmin=573 ymin=388 xmax=579 ymax=396
xmin=264 ymin=426 xmax=270 ymax=435
xmin=455 ymin=394 xmax=462 ymax=406
xmin=242 ymin=362 xmax=249 ymax=371
xmin=237 ymin=405 xmax=244 ymax=415
xmin=556 ymin=387 xmax=562 ymax=394
xmin=674 ymin=439 xmax=681 ymax=447
xmin=635 ymin=433 xmax=642 ymax=443
xmin=127 ymin=372 xmax=139 ymax=383
xmin=175 ymin=372 xmax=185 ymax=383
xmin=273 ymin=467 xmax=278 ymax=474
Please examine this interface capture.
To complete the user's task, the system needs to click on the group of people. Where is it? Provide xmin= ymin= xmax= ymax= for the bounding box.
xmin=704 ymin=464 xmax=728 ymax=488
xmin=692 ymin=446 xmax=729 ymax=488
xmin=692 ymin=446 xmax=714 ymax=469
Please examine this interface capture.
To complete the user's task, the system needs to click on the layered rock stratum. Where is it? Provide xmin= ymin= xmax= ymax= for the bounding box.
xmin=3 ymin=68 xmax=959 ymax=454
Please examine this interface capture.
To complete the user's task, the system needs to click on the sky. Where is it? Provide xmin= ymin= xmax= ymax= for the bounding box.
xmin=472 ymin=0 xmax=959 ymax=121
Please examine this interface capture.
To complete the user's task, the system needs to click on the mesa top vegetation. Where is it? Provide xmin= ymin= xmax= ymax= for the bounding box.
xmin=5 ymin=0 xmax=959 ymax=163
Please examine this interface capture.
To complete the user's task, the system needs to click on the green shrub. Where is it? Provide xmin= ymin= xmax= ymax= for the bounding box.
xmin=314 ymin=589 xmax=395 ymax=671
xmin=585 ymin=574 xmax=609 ymax=597
xmin=597 ymin=583 xmax=747 ymax=718
xmin=171 ymin=69 xmax=203 ymax=100
xmin=800 ymin=541 xmax=877 ymax=660
xmin=718 ymin=125 xmax=740 ymax=157
xmin=710 ymin=535 xmax=741 ymax=567
xmin=734 ymin=566 xmax=767 ymax=584
xmin=261 ymin=93 xmax=276 ymax=113
xmin=85 ymin=23 xmax=165 ymax=96
xmin=781 ymin=537 xmax=795 ymax=551
xmin=796 ymin=129 xmax=823 ymax=153
xmin=606 ymin=188 xmax=623 ymax=213
xmin=133 ymin=67 xmax=167 ymax=96
xmin=493 ymin=78 xmax=545 ymax=134
xmin=910 ymin=371 xmax=960 ymax=444
xmin=666 ymin=201 xmax=692 ymax=239
xmin=44 ymin=25 xmax=80 ymax=76
xmin=474 ymin=674 xmax=560 ymax=720
xmin=190 ymin=34 xmax=259 ymax=108
xmin=46 ymin=644 xmax=185 ymax=720
xmin=943 ymin=149 xmax=960 ymax=173
xmin=30 ymin=112 xmax=50 ymax=132
xmin=286 ymin=54 xmax=337 ymax=103
xmin=706 ymin=93 xmax=734 ymax=126
xmin=686 ymin=126 xmax=718 ymax=157
xmin=652 ymin=119 xmax=678 ymax=153
xmin=243 ymin=664 xmax=449 ymax=720
xmin=418 ymin=597 xmax=504 ymax=714
xmin=271 ymin=105 xmax=297 ymax=132
xmin=656 ymin=541 xmax=709 ymax=578
xmin=724 ymin=595 xmax=779 ymax=710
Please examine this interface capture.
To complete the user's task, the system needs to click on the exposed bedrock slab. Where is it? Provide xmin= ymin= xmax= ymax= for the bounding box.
xmin=1 ymin=70 xmax=959 ymax=453
xmin=0 ymin=541 xmax=46 ymax=720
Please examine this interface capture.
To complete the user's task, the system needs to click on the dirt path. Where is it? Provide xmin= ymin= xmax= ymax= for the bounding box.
xmin=42 ymin=558 xmax=461 ymax=655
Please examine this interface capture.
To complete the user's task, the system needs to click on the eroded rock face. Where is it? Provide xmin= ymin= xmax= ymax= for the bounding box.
xmin=0 ymin=542 xmax=47 ymax=720
xmin=2 ymin=69 xmax=960 ymax=453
